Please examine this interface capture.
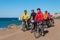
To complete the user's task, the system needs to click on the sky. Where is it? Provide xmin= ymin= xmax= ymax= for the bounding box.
xmin=0 ymin=0 xmax=60 ymax=17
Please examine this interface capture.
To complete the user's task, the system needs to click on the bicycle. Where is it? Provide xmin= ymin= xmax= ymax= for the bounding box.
xmin=34 ymin=21 xmax=44 ymax=38
xmin=22 ymin=20 xmax=28 ymax=32
xmin=30 ymin=17 xmax=35 ymax=33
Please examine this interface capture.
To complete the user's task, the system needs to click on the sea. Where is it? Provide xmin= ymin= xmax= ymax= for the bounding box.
xmin=0 ymin=18 xmax=22 ymax=30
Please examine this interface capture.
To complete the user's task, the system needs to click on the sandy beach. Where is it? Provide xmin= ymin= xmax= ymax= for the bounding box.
xmin=0 ymin=19 xmax=60 ymax=40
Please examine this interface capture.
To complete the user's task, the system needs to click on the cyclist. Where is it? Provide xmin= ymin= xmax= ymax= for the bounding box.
xmin=48 ymin=13 xmax=51 ymax=20
xmin=22 ymin=10 xmax=30 ymax=30
xmin=48 ymin=13 xmax=54 ymax=24
xmin=43 ymin=11 xmax=49 ymax=27
xmin=34 ymin=8 xmax=44 ymax=36
xmin=30 ymin=10 xmax=36 ymax=20
xmin=30 ymin=10 xmax=36 ymax=33
xmin=22 ymin=10 xmax=30 ymax=21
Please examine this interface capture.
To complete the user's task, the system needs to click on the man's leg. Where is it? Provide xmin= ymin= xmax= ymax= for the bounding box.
xmin=22 ymin=20 xmax=26 ymax=31
xmin=47 ymin=19 xmax=51 ymax=27
xmin=31 ymin=22 xmax=37 ymax=33
xmin=33 ymin=22 xmax=37 ymax=30
xmin=41 ymin=21 xmax=44 ymax=36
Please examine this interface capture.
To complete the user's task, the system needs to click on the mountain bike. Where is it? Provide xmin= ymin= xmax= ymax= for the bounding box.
xmin=34 ymin=21 xmax=44 ymax=38
xmin=22 ymin=20 xmax=28 ymax=32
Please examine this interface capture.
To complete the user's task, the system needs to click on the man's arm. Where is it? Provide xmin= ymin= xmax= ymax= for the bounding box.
xmin=22 ymin=13 xmax=24 ymax=20
xmin=27 ymin=13 xmax=30 ymax=19
xmin=41 ymin=13 xmax=44 ymax=20
xmin=34 ymin=14 xmax=37 ymax=21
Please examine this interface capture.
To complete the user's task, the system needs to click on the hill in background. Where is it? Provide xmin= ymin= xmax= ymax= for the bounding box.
xmin=52 ymin=13 xmax=60 ymax=19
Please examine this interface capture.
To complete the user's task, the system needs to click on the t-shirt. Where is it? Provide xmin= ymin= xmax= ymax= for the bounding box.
xmin=43 ymin=14 xmax=48 ymax=20
xmin=31 ymin=13 xmax=36 ymax=20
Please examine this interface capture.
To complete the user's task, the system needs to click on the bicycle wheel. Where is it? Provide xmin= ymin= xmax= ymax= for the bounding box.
xmin=22 ymin=24 xmax=26 ymax=32
xmin=34 ymin=27 xmax=41 ymax=38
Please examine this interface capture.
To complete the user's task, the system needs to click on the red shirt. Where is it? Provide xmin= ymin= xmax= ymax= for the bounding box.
xmin=34 ymin=12 xmax=44 ymax=21
xmin=48 ymin=14 xmax=52 ymax=19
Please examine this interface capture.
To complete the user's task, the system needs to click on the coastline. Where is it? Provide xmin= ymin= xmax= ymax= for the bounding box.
xmin=0 ymin=20 xmax=60 ymax=40
xmin=0 ymin=25 xmax=22 ymax=36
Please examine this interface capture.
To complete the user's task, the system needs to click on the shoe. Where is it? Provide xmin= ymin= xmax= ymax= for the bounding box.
xmin=31 ymin=30 xmax=33 ymax=33
xmin=42 ymin=33 xmax=44 ymax=36
xmin=25 ymin=28 xmax=27 ymax=30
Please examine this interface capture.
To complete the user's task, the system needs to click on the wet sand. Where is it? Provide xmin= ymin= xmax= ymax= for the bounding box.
xmin=0 ymin=19 xmax=60 ymax=40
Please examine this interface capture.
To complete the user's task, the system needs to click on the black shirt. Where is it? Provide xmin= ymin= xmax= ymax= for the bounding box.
xmin=30 ymin=13 xmax=36 ymax=20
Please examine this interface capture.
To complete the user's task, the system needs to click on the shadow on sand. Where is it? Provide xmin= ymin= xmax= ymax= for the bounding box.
xmin=48 ymin=25 xmax=55 ymax=28
xmin=44 ymin=30 xmax=49 ymax=36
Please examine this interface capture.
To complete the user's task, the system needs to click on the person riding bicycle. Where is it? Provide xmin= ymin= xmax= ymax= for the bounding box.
xmin=43 ymin=11 xmax=48 ymax=20
xmin=48 ymin=13 xmax=51 ymax=20
xmin=48 ymin=13 xmax=54 ymax=24
xmin=30 ymin=10 xmax=36 ymax=33
xmin=22 ymin=10 xmax=30 ymax=21
xmin=22 ymin=10 xmax=30 ymax=30
xmin=30 ymin=10 xmax=36 ymax=20
xmin=34 ymin=8 xmax=44 ymax=36
xmin=43 ymin=11 xmax=49 ymax=27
